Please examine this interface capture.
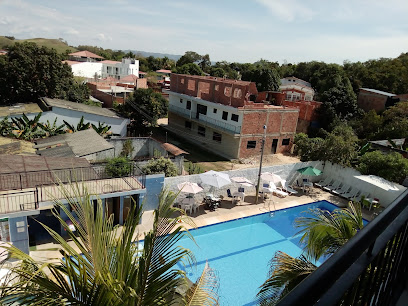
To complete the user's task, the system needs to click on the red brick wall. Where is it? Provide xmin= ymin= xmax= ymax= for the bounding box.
xmin=87 ymin=83 xmax=124 ymax=108
xmin=281 ymin=100 xmax=321 ymax=121
xmin=170 ymin=74 xmax=258 ymax=108
xmin=358 ymin=90 xmax=388 ymax=112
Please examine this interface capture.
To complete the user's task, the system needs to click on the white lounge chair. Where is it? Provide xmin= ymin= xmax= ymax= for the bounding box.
xmin=342 ymin=188 xmax=360 ymax=199
xmin=315 ymin=177 xmax=333 ymax=189
xmin=323 ymin=180 xmax=341 ymax=192
xmin=332 ymin=184 xmax=351 ymax=195
xmin=263 ymin=182 xmax=288 ymax=198
xmin=280 ymin=179 xmax=298 ymax=195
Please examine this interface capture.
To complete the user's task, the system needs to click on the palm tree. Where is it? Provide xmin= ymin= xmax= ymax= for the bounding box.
xmin=0 ymin=186 xmax=219 ymax=305
xmin=38 ymin=118 xmax=66 ymax=137
xmin=257 ymin=203 xmax=363 ymax=304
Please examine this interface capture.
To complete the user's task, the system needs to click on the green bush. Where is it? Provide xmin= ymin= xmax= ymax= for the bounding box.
xmin=105 ymin=157 xmax=132 ymax=177
xmin=143 ymin=157 xmax=178 ymax=177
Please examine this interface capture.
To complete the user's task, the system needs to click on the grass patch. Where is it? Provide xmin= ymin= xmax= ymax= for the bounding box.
xmin=0 ymin=36 xmax=77 ymax=54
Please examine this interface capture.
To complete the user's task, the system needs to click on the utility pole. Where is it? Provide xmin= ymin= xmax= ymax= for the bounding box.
xmin=255 ymin=125 xmax=267 ymax=204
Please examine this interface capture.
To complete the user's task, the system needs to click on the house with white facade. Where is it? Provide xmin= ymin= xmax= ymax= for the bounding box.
xmin=101 ymin=58 xmax=139 ymax=80
xmin=280 ymin=77 xmax=315 ymax=101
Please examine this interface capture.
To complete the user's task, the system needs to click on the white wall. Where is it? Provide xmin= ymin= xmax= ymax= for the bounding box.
xmin=169 ymin=92 xmax=243 ymax=128
xmin=101 ymin=58 xmax=139 ymax=79
xmin=70 ymin=62 xmax=103 ymax=78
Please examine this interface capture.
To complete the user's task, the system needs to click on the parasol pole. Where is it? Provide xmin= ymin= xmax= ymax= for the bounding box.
xmin=255 ymin=125 xmax=267 ymax=204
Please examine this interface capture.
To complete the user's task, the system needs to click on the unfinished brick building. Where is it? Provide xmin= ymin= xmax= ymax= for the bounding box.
xmin=168 ymin=74 xmax=299 ymax=160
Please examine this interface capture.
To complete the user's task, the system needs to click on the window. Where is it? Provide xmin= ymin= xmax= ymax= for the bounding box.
xmin=186 ymin=100 xmax=191 ymax=110
xmin=197 ymin=104 xmax=207 ymax=115
xmin=247 ymin=141 xmax=256 ymax=149
xmin=282 ymin=138 xmax=290 ymax=145
xmin=213 ymin=132 xmax=222 ymax=143
xmin=222 ymin=111 xmax=228 ymax=120
xmin=224 ymin=86 xmax=231 ymax=97
xmin=180 ymin=78 xmax=185 ymax=84
xmin=188 ymin=79 xmax=195 ymax=90
xmin=185 ymin=121 xmax=192 ymax=129
xmin=233 ymin=88 xmax=242 ymax=98
xmin=198 ymin=126 xmax=206 ymax=137
xmin=231 ymin=114 xmax=239 ymax=122
xmin=213 ymin=108 xmax=217 ymax=114
xmin=215 ymin=84 xmax=219 ymax=91
xmin=180 ymin=98 xmax=183 ymax=103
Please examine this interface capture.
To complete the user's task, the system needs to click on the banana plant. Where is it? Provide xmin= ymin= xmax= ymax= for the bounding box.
xmin=10 ymin=113 xmax=45 ymax=140
xmin=0 ymin=116 xmax=13 ymax=137
xmin=91 ymin=121 xmax=112 ymax=136
xmin=38 ymin=118 xmax=66 ymax=137
xmin=63 ymin=116 xmax=91 ymax=133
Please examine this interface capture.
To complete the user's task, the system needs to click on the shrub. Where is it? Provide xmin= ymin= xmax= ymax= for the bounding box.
xmin=143 ymin=157 xmax=178 ymax=177
xmin=105 ymin=157 xmax=132 ymax=177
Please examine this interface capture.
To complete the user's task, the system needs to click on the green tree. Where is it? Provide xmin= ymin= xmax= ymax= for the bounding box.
xmin=294 ymin=133 xmax=325 ymax=162
xmin=176 ymin=51 xmax=202 ymax=67
xmin=241 ymin=66 xmax=280 ymax=92
xmin=0 ymin=186 xmax=219 ymax=305
xmin=358 ymin=151 xmax=408 ymax=184
xmin=174 ymin=63 xmax=204 ymax=75
xmin=349 ymin=109 xmax=383 ymax=140
xmin=0 ymin=116 xmax=13 ymax=137
xmin=143 ymin=157 xmax=178 ymax=177
xmin=0 ymin=42 xmax=89 ymax=105
xmin=105 ymin=157 xmax=132 ymax=177
xmin=119 ymin=88 xmax=168 ymax=135
xmin=257 ymin=203 xmax=363 ymax=304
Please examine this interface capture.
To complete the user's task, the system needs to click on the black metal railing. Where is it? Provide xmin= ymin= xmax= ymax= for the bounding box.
xmin=278 ymin=190 xmax=408 ymax=306
xmin=0 ymin=164 xmax=146 ymax=214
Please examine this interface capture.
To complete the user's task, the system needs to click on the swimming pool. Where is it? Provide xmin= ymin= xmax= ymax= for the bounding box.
xmin=176 ymin=200 xmax=339 ymax=305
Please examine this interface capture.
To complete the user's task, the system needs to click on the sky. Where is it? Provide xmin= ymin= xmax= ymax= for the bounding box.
xmin=1 ymin=0 xmax=408 ymax=64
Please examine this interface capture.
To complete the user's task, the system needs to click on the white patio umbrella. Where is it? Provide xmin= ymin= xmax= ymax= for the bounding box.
xmin=231 ymin=176 xmax=253 ymax=187
xmin=199 ymin=170 xmax=231 ymax=188
xmin=261 ymin=172 xmax=282 ymax=184
xmin=177 ymin=182 xmax=203 ymax=194
xmin=354 ymin=175 xmax=399 ymax=191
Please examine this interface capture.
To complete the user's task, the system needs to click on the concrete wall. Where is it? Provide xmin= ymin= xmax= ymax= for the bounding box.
xmin=108 ymin=137 xmax=167 ymax=159
xmin=70 ymin=62 xmax=103 ymax=78
xmin=20 ymin=108 xmax=128 ymax=136
xmin=83 ymin=148 xmax=115 ymax=162
xmin=142 ymin=174 xmax=165 ymax=211
xmin=321 ymin=162 xmax=406 ymax=207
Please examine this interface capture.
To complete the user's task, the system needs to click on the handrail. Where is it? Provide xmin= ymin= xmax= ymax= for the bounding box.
xmin=278 ymin=190 xmax=408 ymax=305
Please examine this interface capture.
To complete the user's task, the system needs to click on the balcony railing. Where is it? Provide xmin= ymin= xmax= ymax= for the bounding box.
xmin=169 ymin=104 xmax=241 ymax=134
xmin=0 ymin=165 xmax=146 ymax=214
xmin=278 ymin=190 xmax=408 ymax=305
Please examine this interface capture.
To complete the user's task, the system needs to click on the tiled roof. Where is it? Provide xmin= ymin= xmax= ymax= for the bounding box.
xmin=156 ymin=69 xmax=172 ymax=74
xmin=62 ymin=60 xmax=81 ymax=66
xmin=68 ymin=50 xmax=104 ymax=59
xmin=360 ymin=88 xmax=396 ymax=97
xmin=101 ymin=60 xmax=121 ymax=64
xmin=161 ymin=143 xmax=188 ymax=156
xmin=139 ymin=71 xmax=147 ymax=75
xmin=41 ymin=97 xmax=121 ymax=118
xmin=35 ymin=129 xmax=114 ymax=157
xmin=120 ymin=74 xmax=138 ymax=83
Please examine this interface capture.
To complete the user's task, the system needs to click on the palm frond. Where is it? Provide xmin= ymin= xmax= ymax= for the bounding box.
xmin=184 ymin=261 xmax=219 ymax=306
xmin=257 ymin=251 xmax=317 ymax=305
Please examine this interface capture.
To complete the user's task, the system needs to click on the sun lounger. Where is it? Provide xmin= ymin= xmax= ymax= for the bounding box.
xmin=280 ymin=179 xmax=298 ymax=195
xmin=263 ymin=182 xmax=288 ymax=198
xmin=341 ymin=188 xmax=360 ymax=199
xmin=315 ymin=177 xmax=333 ymax=189
xmin=332 ymin=184 xmax=351 ymax=195
xmin=323 ymin=180 xmax=342 ymax=192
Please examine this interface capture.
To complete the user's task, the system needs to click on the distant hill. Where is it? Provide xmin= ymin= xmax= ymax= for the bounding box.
xmin=0 ymin=36 xmax=77 ymax=54
xmin=124 ymin=49 xmax=182 ymax=61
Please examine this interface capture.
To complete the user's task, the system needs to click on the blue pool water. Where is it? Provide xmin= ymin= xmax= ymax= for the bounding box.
xmin=176 ymin=200 xmax=339 ymax=305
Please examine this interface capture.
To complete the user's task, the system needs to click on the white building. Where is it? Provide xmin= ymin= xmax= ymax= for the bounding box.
xmin=101 ymin=58 xmax=139 ymax=80
xmin=65 ymin=61 xmax=103 ymax=79
xmin=280 ymin=77 xmax=315 ymax=101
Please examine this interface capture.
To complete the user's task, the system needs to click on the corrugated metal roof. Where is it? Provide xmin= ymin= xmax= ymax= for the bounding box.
xmin=35 ymin=129 xmax=114 ymax=157
xmin=360 ymin=88 xmax=396 ymax=97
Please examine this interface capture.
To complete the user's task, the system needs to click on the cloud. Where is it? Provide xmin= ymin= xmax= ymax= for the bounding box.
xmin=64 ymin=28 xmax=79 ymax=36
xmin=96 ymin=33 xmax=112 ymax=42
xmin=254 ymin=0 xmax=315 ymax=22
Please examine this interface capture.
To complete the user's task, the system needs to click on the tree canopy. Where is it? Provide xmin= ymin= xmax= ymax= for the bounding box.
xmin=0 ymin=42 xmax=89 ymax=105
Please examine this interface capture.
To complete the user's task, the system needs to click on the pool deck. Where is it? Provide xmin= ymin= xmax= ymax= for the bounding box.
xmin=27 ymin=186 xmax=375 ymax=264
